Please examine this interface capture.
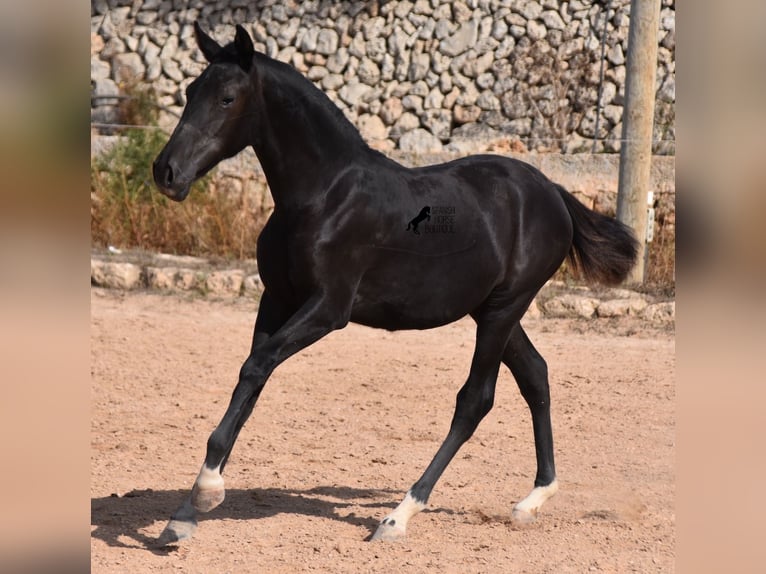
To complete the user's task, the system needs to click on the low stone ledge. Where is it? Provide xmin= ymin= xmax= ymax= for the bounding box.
xmin=537 ymin=289 xmax=674 ymax=324
xmin=91 ymin=252 xmax=261 ymax=297
xmin=243 ymin=274 xmax=263 ymax=297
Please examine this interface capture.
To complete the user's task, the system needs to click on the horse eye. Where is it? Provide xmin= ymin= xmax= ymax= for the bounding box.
xmin=221 ymin=96 xmax=234 ymax=107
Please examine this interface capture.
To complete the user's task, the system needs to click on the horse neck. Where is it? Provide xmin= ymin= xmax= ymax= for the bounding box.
xmin=249 ymin=60 xmax=370 ymax=209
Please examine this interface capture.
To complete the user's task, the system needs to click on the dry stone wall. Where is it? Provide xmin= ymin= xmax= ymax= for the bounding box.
xmin=91 ymin=0 xmax=675 ymax=154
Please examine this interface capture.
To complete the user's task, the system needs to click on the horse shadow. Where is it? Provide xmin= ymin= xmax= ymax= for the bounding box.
xmin=90 ymin=484 xmax=451 ymax=553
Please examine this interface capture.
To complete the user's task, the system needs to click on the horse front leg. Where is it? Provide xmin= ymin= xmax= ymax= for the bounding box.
xmin=157 ymin=350 xmax=278 ymax=545
xmin=158 ymin=290 xmax=351 ymax=545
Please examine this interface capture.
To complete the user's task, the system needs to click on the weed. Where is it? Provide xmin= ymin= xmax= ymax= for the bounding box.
xmin=504 ymin=39 xmax=601 ymax=152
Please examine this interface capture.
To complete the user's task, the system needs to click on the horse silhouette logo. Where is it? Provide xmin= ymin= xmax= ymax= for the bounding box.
xmin=406 ymin=206 xmax=431 ymax=235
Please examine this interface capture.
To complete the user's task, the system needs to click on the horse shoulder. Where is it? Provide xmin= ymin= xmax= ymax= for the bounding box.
xmin=320 ymin=163 xmax=389 ymax=225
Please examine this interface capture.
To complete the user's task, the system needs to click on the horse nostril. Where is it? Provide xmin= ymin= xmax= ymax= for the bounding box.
xmin=153 ymin=157 xmax=175 ymax=188
xmin=165 ymin=164 xmax=174 ymax=186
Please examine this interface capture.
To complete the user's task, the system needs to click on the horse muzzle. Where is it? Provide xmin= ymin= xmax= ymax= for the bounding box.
xmin=153 ymin=157 xmax=191 ymax=202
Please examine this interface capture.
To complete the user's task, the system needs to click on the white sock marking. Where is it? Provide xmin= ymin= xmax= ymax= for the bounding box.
xmin=195 ymin=464 xmax=224 ymax=490
xmin=513 ymin=479 xmax=559 ymax=515
xmin=381 ymin=491 xmax=426 ymax=529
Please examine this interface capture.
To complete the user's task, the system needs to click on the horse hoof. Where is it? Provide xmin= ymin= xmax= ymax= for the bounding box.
xmin=510 ymin=507 xmax=538 ymax=525
xmin=370 ymin=519 xmax=406 ymax=542
xmin=156 ymin=517 xmax=197 ymax=546
xmin=511 ymin=480 xmax=557 ymax=525
xmin=191 ymin=484 xmax=225 ymax=513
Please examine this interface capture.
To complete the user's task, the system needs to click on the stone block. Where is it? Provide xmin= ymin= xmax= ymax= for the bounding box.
xmin=91 ymin=261 xmax=143 ymax=290
xmin=643 ymin=302 xmax=675 ymax=323
xmin=398 ymin=128 xmax=444 ymax=153
xmin=440 ymin=19 xmax=478 ymax=57
xmin=205 ymin=270 xmax=245 ymax=295
xmin=596 ymin=297 xmax=648 ymax=318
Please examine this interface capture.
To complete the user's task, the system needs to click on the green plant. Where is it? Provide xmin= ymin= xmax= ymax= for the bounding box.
xmin=91 ymin=126 xmax=168 ymax=247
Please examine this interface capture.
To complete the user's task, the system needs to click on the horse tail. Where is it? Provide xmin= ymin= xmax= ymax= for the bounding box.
xmin=556 ymin=184 xmax=639 ymax=286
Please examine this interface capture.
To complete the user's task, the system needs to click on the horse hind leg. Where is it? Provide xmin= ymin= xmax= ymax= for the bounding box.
xmin=372 ymin=362 xmax=501 ymax=541
xmin=372 ymin=305 xmax=523 ymax=541
xmin=502 ymin=323 xmax=559 ymax=523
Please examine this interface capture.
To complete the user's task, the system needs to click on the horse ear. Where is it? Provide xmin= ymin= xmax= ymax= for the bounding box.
xmin=234 ymin=24 xmax=255 ymax=71
xmin=194 ymin=21 xmax=222 ymax=62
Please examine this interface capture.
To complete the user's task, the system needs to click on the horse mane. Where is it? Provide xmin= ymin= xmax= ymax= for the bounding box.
xmin=261 ymin=55 xmax=369 ymax=150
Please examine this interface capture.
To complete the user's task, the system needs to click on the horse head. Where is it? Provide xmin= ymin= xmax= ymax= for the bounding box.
xmin=153 ymin=23 xmax=256 ymax=201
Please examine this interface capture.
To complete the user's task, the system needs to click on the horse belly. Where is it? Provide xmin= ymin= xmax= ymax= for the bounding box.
xmin=350 ymin=258 xmax=496 ymax=330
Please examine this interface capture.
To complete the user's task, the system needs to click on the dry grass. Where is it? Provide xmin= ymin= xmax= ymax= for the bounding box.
xmin=644 ymin=197 xmax=676 ymax=294
xmin=90 ymin=127 xmax=267 ymax=260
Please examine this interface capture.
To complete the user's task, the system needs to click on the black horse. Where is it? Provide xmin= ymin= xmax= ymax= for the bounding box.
xmin=152 ymin=23 xmax=637 ymax=545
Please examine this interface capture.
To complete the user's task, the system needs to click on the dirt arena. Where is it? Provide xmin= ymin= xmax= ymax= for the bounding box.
xmin=91 ymin=288 xmax=674 ymax=573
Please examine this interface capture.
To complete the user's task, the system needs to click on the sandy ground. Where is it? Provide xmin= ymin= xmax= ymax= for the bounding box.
xmin=91 ymin=288 xmax=675 ymax=573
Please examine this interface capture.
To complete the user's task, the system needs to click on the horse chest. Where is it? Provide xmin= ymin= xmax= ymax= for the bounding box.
xmin=256 ymin=217 xmax=324 ymax=303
